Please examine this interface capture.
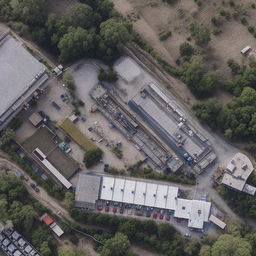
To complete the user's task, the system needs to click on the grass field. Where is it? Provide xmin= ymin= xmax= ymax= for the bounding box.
xmin=60 ymin=118 xmax=96 ymax=151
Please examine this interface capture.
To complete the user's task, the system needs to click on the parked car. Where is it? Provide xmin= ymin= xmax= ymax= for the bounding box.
xmin=113 ymin=207 xmax=117 ymax=213
xmin=51 ymin=101 xmax=61 ymax=110
xmin=146 ymin=211 xmax=151 ymax=218
xmin=165 ymin=215 xmax=171 ymax=221
xmin=97 ymin=206 xmax=103 ymax=211
xmin=105 ymin=206 xmax=109 ymax=212
xmin=159 ymin=214 xmax=164 ymax=220
xmin=153 ymin=213 xmax=157 ymax=219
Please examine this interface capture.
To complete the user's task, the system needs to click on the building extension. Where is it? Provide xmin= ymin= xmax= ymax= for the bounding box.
xmin=0 ymin=31 xmax=48 ymax=131
xmin=75 ymin=174 xmax=211 ymax=230
xmin=221 ymin=153 xmax=256 ymax=195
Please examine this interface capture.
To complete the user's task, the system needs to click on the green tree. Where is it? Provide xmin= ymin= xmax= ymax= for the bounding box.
xmin=64 ymin=192 xmax=75 ymax=210
xmin=10 ymin=0 xmax=48 ymax=26
xmin=189 ymin=22 xmax=211 ymax=46
xmin=193 ymin=98 xmax=222 ymax=128
xmin=0 ymin=128 xmax=14 ymax=147
xmin=100 ymin=232 xmax=131 ymax=256
xmin=46 ymin=14 xmax=67 ymax=46
xmin=0 ymin=0 xmax=11 ymax=21
xmin=40 ymin=241 xmax=51 ymax=256
xmin=58 ymin=27 xmax=95 ymax=63
xmin=211 ymin=234 xmax=252 ymax=256
xmin=63 ymin=3 xmax=93 ymax=29
xmin=98 ymin=68 xmax=118 ymax=82
xmin=199 ymin=245 xmax=211 ymax=256
xmin=0 ymin=199 xmax=8 ymax=222
xmin=100 ymin=18 xmax=132 ymax=48
xmin=84 ymin=148 xmax=103 ymax=168
xmin=180 ymin=42 xmax=194 ymax=57
xmin=63 ymin=72 xmax=76 ymax=91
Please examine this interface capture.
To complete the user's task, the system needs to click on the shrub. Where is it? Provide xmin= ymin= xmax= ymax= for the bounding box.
xmin=159 ymin=31 xmax=172 ymax=41
xmin=241 ymin=16 xmax=247 ymax=25
xmin=248 ymin=25 xmax=255 ymax=33
xmin=212 ymin=28 xmax=222 ymax=35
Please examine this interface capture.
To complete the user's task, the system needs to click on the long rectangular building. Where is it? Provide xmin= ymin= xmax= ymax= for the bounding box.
xmin=75 ymin=174 xmax=211 ymax=229
xmin=0 ymin=31 xmax=48 ymax=131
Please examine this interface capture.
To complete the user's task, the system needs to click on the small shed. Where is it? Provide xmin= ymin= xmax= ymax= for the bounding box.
xmin=209 ymin=215 xmax=226 ymax=229
xmin=41 ymin=214 xmax=54 ymax=226
xmin=29 ymin=113 xmax=43 ymax=127
xmin=50 ymin=223 xmax=64 ymax=237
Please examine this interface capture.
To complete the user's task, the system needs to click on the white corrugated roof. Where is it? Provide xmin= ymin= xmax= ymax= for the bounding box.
xmin=50 ymin=223 xmax=64 ymax=237
xmin=100 ymin=176 xmax=114 ymax=201
xmin=99 ymin=177 xmax=179 ymax=210
xmin=166 ymin=186 xmax=179 ymax=210
xmin=155 ymin=185 xmax=168 ymax=209
xmin=122 ymin=179 xmax=136 ymax=204
xmin=112 ymin=178 xmax=125 ymax=202
xmin=134 ymin=181 xmax=147 ymax=205
xmin=145 ymin=183 xmax=157 ymax=207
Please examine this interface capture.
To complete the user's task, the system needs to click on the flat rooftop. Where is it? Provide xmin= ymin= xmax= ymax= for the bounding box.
xmin=131 ymin=92 xmax=203 ymax=157
xmin=21 ymin=126 xmax=79 ymax=183
xmin=0 ymin=34 xmax=46 ymax=118
xmin=75 ymin=174 xmax=101 ymax=207
xmin=221 ymin=153 xmax=254 ymax=191
xmin=100 ymin=176 xmax=179 ymax=210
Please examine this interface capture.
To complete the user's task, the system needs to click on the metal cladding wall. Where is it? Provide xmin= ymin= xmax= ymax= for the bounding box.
xmin=128 ymin=100 xmax=192 ymax=162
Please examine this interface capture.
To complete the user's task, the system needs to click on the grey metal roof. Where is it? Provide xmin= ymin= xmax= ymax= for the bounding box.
xmin=75 ymin=174 xmax=101 ymax=207
xmin=0 ymin=34 xmax=48 ymax=129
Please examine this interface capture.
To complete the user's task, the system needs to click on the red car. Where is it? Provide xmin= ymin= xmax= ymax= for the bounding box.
xmin=97 ymin=206 xmax=103 ymax=211
xmin=105 ymin=206 xmax=109 ymax=212
xmin=159 ymin=214 xmax=164 ymax=220
xmin=165 ymin=215 xmax=171 ymax=221
xmin=153 ymin=213 xmax=157 ymax=219
xmin=113 ymin=207 xmax=117 ymax=213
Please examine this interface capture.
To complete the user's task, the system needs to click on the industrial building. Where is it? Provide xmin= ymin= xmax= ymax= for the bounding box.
xmin=221 ymin=153 xmax=256 ymax=195
xmin=20 ymin=126 xmax=79 ymax=189
xmin=75 ymin=174 xmax=211 ymax=230
xmin=90 ymin=84 xmax=183 ymax=172
xmin=0 ymin=31 xmax=49 ymax=131
xmin=0 ymin=221 xmax=40 ymax=256
xmin=128 ymin=83 xmax=216 ymax=173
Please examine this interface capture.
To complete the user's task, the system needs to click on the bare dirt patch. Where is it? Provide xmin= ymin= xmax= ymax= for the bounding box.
xmin=113 ymin=0 xmax=256 ymax=102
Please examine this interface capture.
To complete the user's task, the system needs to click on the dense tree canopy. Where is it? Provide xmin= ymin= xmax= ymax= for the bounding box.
xmin=58 ymin=27 xmax=95 ymax=62
xmin=10 ymin=0 xmax=48 ymax=25
xmin=211 ymin=234 xmax=252 ymax=256
xmin=181 ymin=55 xmax=219 ymax=97
xmin=218 ymin=87 xmax=256 ymax=140
xmin=193 ymin=98 xmax=222 ymax=129
xmin=63 ymin=3 xmax=93 ymax=29
xmin=100 ymin=233 xmax=131 ymax=256
xmin=100 ymin=18 xmax=132 ymax=48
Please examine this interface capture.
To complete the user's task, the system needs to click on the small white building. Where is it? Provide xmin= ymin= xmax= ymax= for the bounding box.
xmin=221 ymin=153 xmax=255 ymax=195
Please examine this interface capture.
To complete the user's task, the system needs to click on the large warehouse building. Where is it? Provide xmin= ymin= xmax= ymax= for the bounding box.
xmin=0 ymin=31 xmax=49 ymax=131
xmin=75 ymin=174 xmax=211 ymax=229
